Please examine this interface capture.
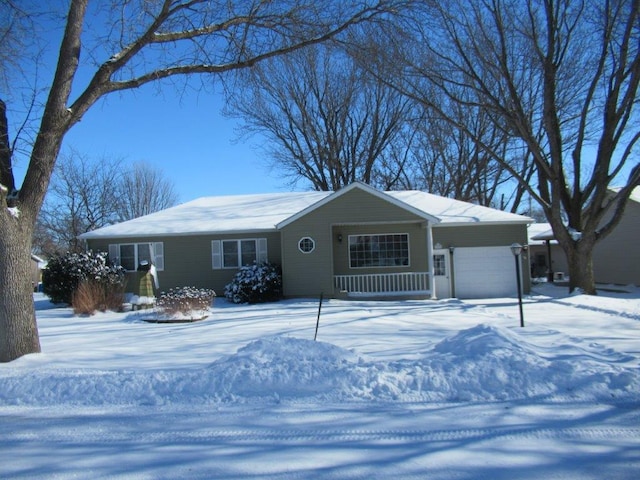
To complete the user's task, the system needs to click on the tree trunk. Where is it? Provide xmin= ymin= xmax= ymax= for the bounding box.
xmin=564 ymin=239 xmax=597 ymax=295
xmin=0 ymin=219 xmax=41 ymax=362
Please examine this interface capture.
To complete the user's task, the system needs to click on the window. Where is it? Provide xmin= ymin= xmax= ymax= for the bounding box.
xmin=108 ymin=242 xmax=164 ymax=271
xmin=212 ymin=238 xmax=267 ymax=269
xmin=298 ymin=237 xmax=315 ymax=254
xmin=348 ymin=234 xmax=409 ymax=268
xmin=433 ymin=254 xmax=446 ymax=276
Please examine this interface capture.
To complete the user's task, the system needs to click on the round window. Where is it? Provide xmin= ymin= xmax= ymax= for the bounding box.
xmin=298 ymin=237 xmax=315 ymax=254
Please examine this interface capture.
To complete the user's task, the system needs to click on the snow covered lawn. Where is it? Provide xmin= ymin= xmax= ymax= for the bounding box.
xmin=1 ymin=284 xmax=639 ymax=479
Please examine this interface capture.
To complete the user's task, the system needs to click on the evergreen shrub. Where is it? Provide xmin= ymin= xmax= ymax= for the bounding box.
xmin=42 ymin=251 xmax=125 ymax=306
xmin=224 ymin=262 xmax=283 ymax=304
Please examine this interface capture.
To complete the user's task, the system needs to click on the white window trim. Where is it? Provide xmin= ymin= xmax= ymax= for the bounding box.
xmin=348 ymin=233 xmax=410 ymax=269
xmin=298 ymin=237 xmax=315 ymax=254
xmin=211 ymin=238 xmax=268 ymax=270
xmin=108 ymin=242 xmax=164 ymax=272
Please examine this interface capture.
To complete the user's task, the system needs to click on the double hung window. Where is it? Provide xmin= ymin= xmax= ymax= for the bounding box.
xmin=212 ymin=238 xmax=267 ymax=269
xmin=108 ymin=242 xmax=164 ymax=271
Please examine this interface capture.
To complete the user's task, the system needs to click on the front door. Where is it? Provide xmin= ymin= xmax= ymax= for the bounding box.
xmin=433 ymin=249 xmax=452 ymax=299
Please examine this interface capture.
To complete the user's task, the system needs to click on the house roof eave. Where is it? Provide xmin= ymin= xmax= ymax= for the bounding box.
xmin=276 ymin=182 xmax=441 ymax=229
xmin=434 ymin=219 xmax=533 ymax=228
xmin=80 ymin=228 xmax=280 ymax=241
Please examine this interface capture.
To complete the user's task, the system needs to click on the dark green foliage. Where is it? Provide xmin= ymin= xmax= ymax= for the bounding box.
xmin=42 ymin=251 xmax=125 ymax=305
xmin=224 ymin=262 xmax=283 ymax=304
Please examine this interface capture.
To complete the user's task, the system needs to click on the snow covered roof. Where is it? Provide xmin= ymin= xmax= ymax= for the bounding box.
xmin=528 ymin=223 xmax=556 ymax=244
xmin=276 ymin=182 xmax=442 ymax=228
xmin=80 ymin=191 xmax=330 ymax=239
xmin=80 ymin=185 xmax=531 ymax=240
xmin=387 ymin=190 xmax=529 ymax=226
xmin=609 ymin=185 xmax=640 ymax=203
xmin=528 ymin=186 xmax=640 ymax=243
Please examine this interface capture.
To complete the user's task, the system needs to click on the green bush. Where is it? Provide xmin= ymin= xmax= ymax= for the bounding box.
xmin=42 ymin=251 xmax=125 ymax=305
xmin=224 ymin=262 xmax=283 ymax=304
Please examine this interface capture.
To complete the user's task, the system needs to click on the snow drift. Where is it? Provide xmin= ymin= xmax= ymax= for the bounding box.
xmin=2 ymin=324 xmax=638 ymax=407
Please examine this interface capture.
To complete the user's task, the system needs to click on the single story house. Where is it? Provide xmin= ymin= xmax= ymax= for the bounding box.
xmin=79 ymin=182 xmax=533 ymax=300
xmin=529 ymin=186 xmax=640 ymax=286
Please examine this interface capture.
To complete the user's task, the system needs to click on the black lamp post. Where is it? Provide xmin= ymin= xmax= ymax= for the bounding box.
xmin=510 ymin=243 xmax=525 ymax=328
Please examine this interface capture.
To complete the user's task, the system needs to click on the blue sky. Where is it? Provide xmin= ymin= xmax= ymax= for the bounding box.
xmin=60 ymin=84 xmax=287 ymax=203
xmin=9 ymin=7 xmax=634 ymax=211
xmin=7 ymin=6 xmax=292 ymax=206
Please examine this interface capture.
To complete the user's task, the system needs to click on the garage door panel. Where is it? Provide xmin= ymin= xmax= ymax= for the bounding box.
xmin=454 ymin=247 xmax=518 ymax=299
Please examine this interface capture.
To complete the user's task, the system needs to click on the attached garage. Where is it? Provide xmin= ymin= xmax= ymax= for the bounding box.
xmin=453 ymin=246 xmax=519 ymax=299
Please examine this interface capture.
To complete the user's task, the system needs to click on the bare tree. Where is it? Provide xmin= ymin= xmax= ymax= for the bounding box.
xmin=115 ymin=161 xmax=179 ymax=221
xmin=0 ymin=0 xmax=409 ymax=362
xmin=0 ymin=0 xmax=31 ymax=90
xmin=395 ymin=97 xmax=529 ymax=209
xmin=387 ymin=0 xmax=640 ymax=294
xmin=36 ymin=149 xmax=123 ymax=256
xmin=225 ymin=43 xmax=414 ymax=191
xmin=35 ymin=156 xmax=178 ymax=257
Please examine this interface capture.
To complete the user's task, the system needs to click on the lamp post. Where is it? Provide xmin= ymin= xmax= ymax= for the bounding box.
xmin=510 ymin=243 xmax=525 ymax=328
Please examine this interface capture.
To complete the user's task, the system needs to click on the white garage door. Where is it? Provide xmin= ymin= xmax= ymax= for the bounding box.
xmin=453 ymin=246 xmax=519 ymax=299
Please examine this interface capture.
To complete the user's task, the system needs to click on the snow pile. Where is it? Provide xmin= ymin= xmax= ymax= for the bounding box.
xmin=2 ymin=325 xmax=638 ymax=407
xmin=429 ymin=324 xmax=637 ymax=401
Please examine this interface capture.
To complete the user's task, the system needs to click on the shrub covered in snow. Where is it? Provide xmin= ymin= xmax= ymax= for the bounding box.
xmin=157 ymin=286 xmax=216 ymax=317
xmin=224 ymin=262 xmax=283 ymax=304
xmin=42 ymin=251 xmax=125 ymax=305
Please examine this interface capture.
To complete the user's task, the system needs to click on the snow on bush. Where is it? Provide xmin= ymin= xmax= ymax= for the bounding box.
xmin=42 ymin=251 xmax=125 ymax=305
xmin=157 ymin=286 xmax=216 ymax=318
xmin=224 ymin=262 xmax=283 ymax=304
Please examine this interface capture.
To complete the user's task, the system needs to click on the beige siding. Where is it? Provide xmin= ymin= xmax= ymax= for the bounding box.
xmin=526 ymin=200 xmax=640 ymax=286
xmin=433 ymin=224 xmax=531 ymax=293
xmin=594 ymin=200 xmax=640 ymax=285
xmin=332 ymin=224 xmax=429 ymax=276
xmin=280 ymin=188 xmax=428 ymax=297
xmin=433 ymin=224 xmax=528 ymax=248
xmin=87 ymin=232 xmax=282 ymax=295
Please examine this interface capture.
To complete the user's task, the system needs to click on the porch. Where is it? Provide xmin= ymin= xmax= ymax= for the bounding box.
xmin=334 ymin=272 xmax=431 ymax=298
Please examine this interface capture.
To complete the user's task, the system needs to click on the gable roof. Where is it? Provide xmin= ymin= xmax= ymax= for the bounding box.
xmin=80 ymin=184 xmax=531 ymax=240
xmin=276 ymin=182 xmax=441 ymax=228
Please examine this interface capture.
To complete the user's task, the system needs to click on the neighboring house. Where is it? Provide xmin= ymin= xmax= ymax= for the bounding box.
xmin=528 ymin=223 xmax=568 ymax=281
xmin=529 ymin=186 xmax=640 ymax=286
xmin=31 ymin=254 xmax=46 ymax=291
xmin=79 ymin=182 xmax=533 ymax=300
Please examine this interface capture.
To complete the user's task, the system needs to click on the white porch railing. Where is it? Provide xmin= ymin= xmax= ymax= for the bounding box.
xmin=334 ymin=272 xmax=430 ymax=297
